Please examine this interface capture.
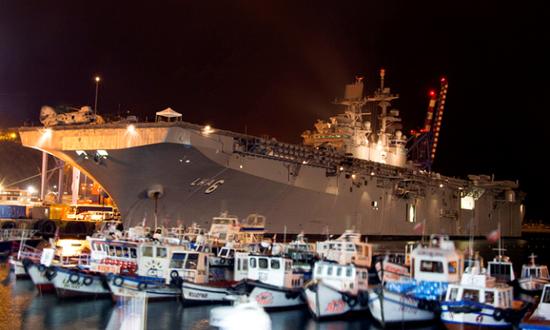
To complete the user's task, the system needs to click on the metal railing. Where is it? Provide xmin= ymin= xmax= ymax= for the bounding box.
xmin=0 ymin=229 xmax=40 ymax=242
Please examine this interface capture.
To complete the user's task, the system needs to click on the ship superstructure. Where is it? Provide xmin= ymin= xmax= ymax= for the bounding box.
xmin=302 ymin=70 xmax=406 ymax=167
xmin=17 ymin=71 xmax=524 ymax=236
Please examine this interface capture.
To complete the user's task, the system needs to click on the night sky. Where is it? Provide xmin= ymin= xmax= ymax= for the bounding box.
xmin=1 ymin=1 xmax=548 ymax=221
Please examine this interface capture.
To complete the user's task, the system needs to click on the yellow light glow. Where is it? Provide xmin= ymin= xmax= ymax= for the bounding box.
xmin=9 ymin=132 xmax=17 ymax=139
xmin=460 ymin=196 xmax=475 ymax=210
xmin=202 ymin=125 xmax=215 ymax=135
xmin=55 ymin=239 xmax=87 ymax=257
xmin=27 ymin=185 xmax=36 ymax=195
xmin=127 ymin=124 xmax=136 ymax=134
xmin=95 ymin=76 xmax=101 ymax=82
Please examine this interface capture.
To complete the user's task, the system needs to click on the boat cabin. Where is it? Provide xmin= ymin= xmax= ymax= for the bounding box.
xmin=208 ymin=212 xmax=241 ymax=244
xmin=316 ymin=229 xmax=373 ymax=268
xmin=445 ymin=273 xmax=514 ymax=309
xmin=488 ymin=255 xmax=515 ymax=283
xmin=410 ymin=235 xmax=463 ymax=283
xmin=313 ymin=261 xmax=369 ymax=294
xmin=173 ymin=251 xmax=210 ymax=284
xmin=520 ymin=254 xmax=549 ymax=280
xmin=247 ymin=255 xmax=303 ymax=289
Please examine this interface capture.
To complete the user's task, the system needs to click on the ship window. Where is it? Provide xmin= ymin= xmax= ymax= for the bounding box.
xmin=237 ymin=259 xmax=241 ymax=271
xmin=336 ymin=267 xmax=342 ymax=277
xmin=420 ymin=260 xmax=444 ymax=273
xmin=170 ymin=253 xmax=186 ymax=269
xmin=228 ymin=249 xmax=235 ymax=258
xmin=250 ymin=258 xmax=257 ymax=268
xmin=130 ymin=248 xmax=137 ymax=259
xmin=327 ymin=266 xmax=333 ymax=276
xmin=271 ymin=259 xmax=280 ymax=269
xmin=316 ymin=265 xmax=323 ymax=275
xmin=156 ymin=247 xmax=167 ymax=258
xmin=406 ymin=204 xmax=416 ymax=223
xmin=485 ymin=291 xmax=494 ymax=304
xmin=185 ymin=253 xmax=199 ymax=270
xmin=542 ymin=287 xmax=550 ymax=303
xmin=448 ymin=261 xmax=458 ymax=274
xmin=529 ymin=268 xmax=539 ymax=277
xmin=449 ymin=287 xmax=459 ymax=301
xmin=463 ymin=289 xmax=480 ymax=303
xmin=142 ymin=246 xmax=153 ymax=257
xmin=346 ymin=267 xmax=353 ymax=277
xmin=243 ymin=258 xmax=248 ymax=271
xmin=259 ymin=258 xmax=268 ymax=269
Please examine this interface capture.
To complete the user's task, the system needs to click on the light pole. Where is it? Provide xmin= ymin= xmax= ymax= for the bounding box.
xmin=94 ymin=76 xmax=101 ymax=115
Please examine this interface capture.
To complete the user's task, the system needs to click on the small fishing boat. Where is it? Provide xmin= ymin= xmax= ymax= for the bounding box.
xmin=518 ymin=254 xmax=549 ymax=295
xmin=303 ymin=260 xmax=370 ymax=319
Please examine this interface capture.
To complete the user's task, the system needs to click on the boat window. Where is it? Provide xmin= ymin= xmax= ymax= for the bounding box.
xmin=142 ymin=246 xmax=153 ymax=257
xmin=243 ymin=258 xmax=248 ymax=271
xmin=489 ymin=263 xmax=511 ymax=277
xmin=237 ymin=258 xmax=241 ymax=271
xmin=271 ymin=259 xmax=280 ymax=269
xmin=185 ymin=253 xmax=199 ymax=270
xmin=449 ymin=287 xmax=459 ymax=301
xmin=327 ymin=266 xmax=333 ymax=276
xmin=346 ymin=243 xmax=354 ymax=252
xmin=498 ymin=292 xmax=505 ymax=307
xmin=286 ymin=261 xmax=291 ymax=271
xmin=130 ymin=248 xmax=137 ymax=259
xmin=228 ymin=249 xmax=235 ymax=258
xmin=542 ymin=287 xmax=550 ymax=303
xmin=448 ymin=261 xmax=458 ymax=274
xmin=346 ymin=267 xmax=353 ymax=277
xmin=420 ymin=260 xmax=444 ymax=273
xmin=250 ymin=258 xmax=257 ymax=268
xmin=362 ymin=271 xmax=368 ymax=280
xmin=463 ymin=289 xmax=480 ymax=303
xmin=529 ymin=268 xmax=539 ymax=277
xmin=156 ymin=247 xmax=167 ymax=258
xmin=336 ymin=267 xmax=342 ymax=277
xmin=259 ymin=258 xmax=268 ymax=269
xmin=170 ymin=253 xmax=186 ymax=269
xmin=115 ymin=246 xmax=123 ymax=257
xmin=485 ymin=291 xmax=494 ymax=304
xmin=316 ymin=265 xmax=323 ymax=275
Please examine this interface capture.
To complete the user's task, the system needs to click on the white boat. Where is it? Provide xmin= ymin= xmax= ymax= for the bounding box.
xmin=24 ymin=239 xmax=90 ymax=293
xmin=9 ymin=243 xmax=42 ymax=278
xmin=441 ymin=265 xmax=528 ymax=328
xmin=316 ymin=229 xmax=373 ymax=268
xmin=369 ymin=235 xmax=463 ymax=325
xmin=518 ymin=254 xmax=549 ymax=294
xmin=240 ymin=254 xmax=305 ymax=309
xmin=303 ymin=260 xmax=370 ymax=319
xmin=284 ymin=232 xmax=317 ymax=274
xmin=107 ymin=242 xmax=190 ymax=301
xmin=182 ymin=252 xmax=248 ymax=304
xmin=375 ymin=242 xmax=415 ymax=283
xmin=520 ymin=283 xmax=550 ymax=329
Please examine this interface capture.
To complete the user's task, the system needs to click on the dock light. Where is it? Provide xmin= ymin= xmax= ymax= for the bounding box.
xmin=202 ymin=124 xmax=214 ymax=135
xmin=27 ymin=185 xmax=36 ymax=195
xmin=127 ymin=124 xmax=136 ymax=135
xmin=351 ymin=174 xmax=357 ymax=180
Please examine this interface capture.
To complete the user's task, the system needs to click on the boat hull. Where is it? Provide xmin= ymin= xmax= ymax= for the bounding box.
xmin=441 ymin=303 xmax=511 ymax=329
xmin=51 ymin=267 xmax=110 ymax=298
xmin=26 ymin=262 xmax=55 ymax=293
xmin=303 ymin=281 xmax=369 ymax=319
xmin=182 ymin=281 xmax=233 ymax=304
xmin=368 ymin=289 xmax=435 ymax=324
xmin=107 ymin=276 xmax=180 ymax=302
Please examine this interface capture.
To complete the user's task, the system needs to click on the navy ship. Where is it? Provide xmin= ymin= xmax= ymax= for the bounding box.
xmin=17 ymin=71 xmax=523 ymax=236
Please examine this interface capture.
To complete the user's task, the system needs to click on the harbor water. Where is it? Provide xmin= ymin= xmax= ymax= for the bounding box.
xmin=1 ymin=235 xmax=547 ymax=330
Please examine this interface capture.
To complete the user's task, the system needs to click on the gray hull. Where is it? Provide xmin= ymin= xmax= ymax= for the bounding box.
xmin=19 ymin=123 xmax=524 ymax=236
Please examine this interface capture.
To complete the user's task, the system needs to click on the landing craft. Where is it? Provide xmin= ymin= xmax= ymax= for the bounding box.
xmin=40 ymin=106 xmax=104 ymax=127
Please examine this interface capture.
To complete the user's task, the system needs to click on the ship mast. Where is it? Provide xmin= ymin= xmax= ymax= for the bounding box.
xmin=366 ymin=69 xmax=399 ymax=146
